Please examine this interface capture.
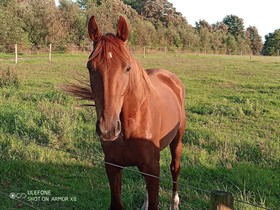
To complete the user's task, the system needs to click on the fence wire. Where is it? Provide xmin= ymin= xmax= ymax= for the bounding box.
xmin=0 ymin=144 xmax=272 ymax=210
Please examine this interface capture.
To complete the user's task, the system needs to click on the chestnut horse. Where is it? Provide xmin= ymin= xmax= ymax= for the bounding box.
xmin=67 ymin=16 xmax=186 ymax=210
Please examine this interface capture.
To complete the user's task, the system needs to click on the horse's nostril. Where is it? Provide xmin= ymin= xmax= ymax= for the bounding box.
xmin=97 ymin=118 xmax=108 ymax=134
xmin=116 ymin=120 xmax=121 ymax=131
xmin=115 ymin=120 xmax=121 ymax=135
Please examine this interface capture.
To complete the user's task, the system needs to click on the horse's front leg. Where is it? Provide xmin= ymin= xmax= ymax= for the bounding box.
xmin=105 ymin=163 xmax=123 ymax=210
xmin=139 ymin=153 xmax=160 ymax=210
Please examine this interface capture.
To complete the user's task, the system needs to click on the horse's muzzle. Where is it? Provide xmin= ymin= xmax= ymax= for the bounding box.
xmin=96 ymin=118 xmax=121 ymax=141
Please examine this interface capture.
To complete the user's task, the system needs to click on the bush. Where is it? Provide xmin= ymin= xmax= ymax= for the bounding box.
xmin=0 ymin=67 xmax=20 ymax=88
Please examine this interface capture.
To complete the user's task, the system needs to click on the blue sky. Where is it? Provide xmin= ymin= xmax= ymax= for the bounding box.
xmin=169 ymin=0 xmax=280 ymax=40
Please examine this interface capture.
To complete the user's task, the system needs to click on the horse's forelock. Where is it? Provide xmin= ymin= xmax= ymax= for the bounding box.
xmin=88 ymin=34 xmax=131 ymax=70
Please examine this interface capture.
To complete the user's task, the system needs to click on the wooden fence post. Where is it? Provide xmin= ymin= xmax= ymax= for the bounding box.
xmin=15 ymin=44 xmax=18 ymax=64
xmin=49 ymin=44 xmax=52 ymax=62
xmin=211 ymin=190 xmax=234 ymax=210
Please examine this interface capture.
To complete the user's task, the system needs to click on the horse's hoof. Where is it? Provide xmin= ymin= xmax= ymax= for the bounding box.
xmin=141 ymin=191 xmax=149 ymax=210
xmin=170 ymin=191 xmax=180 ymax=210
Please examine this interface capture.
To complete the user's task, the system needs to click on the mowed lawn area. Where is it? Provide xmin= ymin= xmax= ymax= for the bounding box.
xmin=0 ymin=53 xmax=279 ymax=209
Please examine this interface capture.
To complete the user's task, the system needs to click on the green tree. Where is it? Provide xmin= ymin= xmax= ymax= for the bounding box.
xmin=196 ymin=20 xmax=212 ymax=53
xmin=225 ymin=34 xmax=237 ymax=54
xmin=123 ymin=0 xmax=144 ymax=13
xmin=129 ymin=17 xmax=157 ymax=46
xmin=19 ymin=0 xmax=65 ymax=46
xmin=246 ymin=26 xmax=263 ymax=55
xmin=223 ymin=15 xmax=251 ymax=54
xmin=178 ymin=27 xmax=199 ymax=51
xmin=223 ymin=15 xmax=245 ymax=38
xmin=262 ymin=29 xmax=280 ymax=56
xmin=236 ymin=34 xmax=251 ymax=54
xmin=211 ymin=22 xmax=228 ymax=53
xmin=85 ymin=0 xmax=123 ymax=34
xmin=0 ymin=2 xmax=29 ymax=50
xmin=59 ymin=0 xmax=87 ymax=47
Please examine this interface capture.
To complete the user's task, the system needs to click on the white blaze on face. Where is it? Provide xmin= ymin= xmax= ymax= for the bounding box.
xmin=108 ymin=52 xmax=113 ymax=59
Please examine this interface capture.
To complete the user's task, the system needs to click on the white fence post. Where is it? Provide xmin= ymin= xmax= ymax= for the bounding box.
xmin=49 ymin=44 xmax=52 ymax=62
xmin=15 ymin=44 xmax=18 ymax=64
xmin=211 ymin=190 xmax=234 ymax=210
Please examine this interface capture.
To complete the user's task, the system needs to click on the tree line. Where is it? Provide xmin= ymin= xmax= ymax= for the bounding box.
xmin=0 ymin=0 xmax=279 ymax=55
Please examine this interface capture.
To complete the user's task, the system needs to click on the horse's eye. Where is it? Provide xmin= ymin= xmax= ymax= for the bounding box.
xmin=126 ymin=65 xmax=131 ymax=73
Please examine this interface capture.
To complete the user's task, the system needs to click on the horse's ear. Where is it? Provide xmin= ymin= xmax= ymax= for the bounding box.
xmin=88 ymin=15 xmax=102 ymax=42
xmin=116 ymin=16 xmax=129 ymax=42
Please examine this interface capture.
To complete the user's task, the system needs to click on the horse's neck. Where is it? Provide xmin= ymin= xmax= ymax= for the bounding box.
xmin=129 ymin=60 xmax=152 ymax=100
xmin=121 ymin=64 xmax=153 ymax=139
xmin=125 ymin=64 xmax=149 ymax=109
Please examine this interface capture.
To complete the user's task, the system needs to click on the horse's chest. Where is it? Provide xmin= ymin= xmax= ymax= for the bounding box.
xmin=102 ymin=138 xmax=159 ymax=167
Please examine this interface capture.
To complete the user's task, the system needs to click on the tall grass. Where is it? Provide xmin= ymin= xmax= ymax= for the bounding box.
xmin=0 ymin=54 xmax=279 ymax=209
xmin=0 ymin=66 xmax=20 ymax=88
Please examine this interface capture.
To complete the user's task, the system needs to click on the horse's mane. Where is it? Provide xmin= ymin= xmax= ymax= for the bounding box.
xmin=61 ymin=75 xmax=95 ymax=106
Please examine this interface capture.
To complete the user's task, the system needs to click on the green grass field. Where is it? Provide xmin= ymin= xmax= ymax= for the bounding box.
xmin=0 ymin=53 xmax=279 ymax=209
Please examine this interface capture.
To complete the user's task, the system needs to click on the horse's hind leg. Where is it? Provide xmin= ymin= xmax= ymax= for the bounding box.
xmin=169 ymin=128 xmax=183 ymax=210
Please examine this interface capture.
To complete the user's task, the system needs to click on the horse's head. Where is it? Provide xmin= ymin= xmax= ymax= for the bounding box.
xmin=87 ymin=16 xmax=132 ymax=141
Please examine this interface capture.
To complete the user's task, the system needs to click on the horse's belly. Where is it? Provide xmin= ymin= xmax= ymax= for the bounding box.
xmin=159 ymin=122 xmax=180 ymax=150
xmin=158 ymin=89 xmax=182 ymax=150
xmin=147 ymin=68 xmax=185 ymax=150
